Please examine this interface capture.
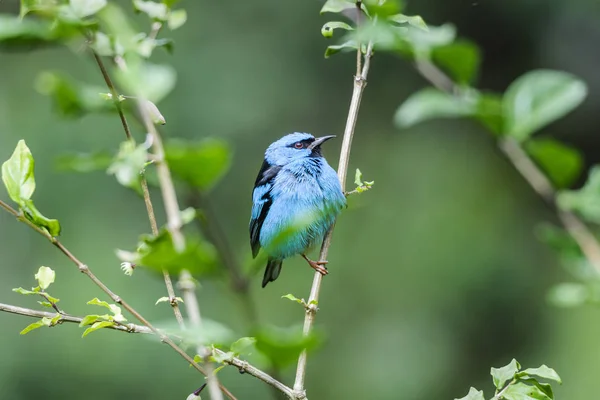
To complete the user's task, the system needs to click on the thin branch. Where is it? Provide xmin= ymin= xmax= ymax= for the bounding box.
xmin=0 ymin=301 xmax=293 ymax=398
xmin=292 ymin=41 xmax=374 ymax=399
xmin=414 ymin=58 xmax=600 ymax=274
xmin=91 ymin=51 xmax=186 ymax=327
xmin=0 ymin=199 xmax=213 ymax=383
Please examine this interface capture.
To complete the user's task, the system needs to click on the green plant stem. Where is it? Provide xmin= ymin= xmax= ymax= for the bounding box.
xmin=415 ymin=58 xmax=600 ymax=273
xmin=0 ymin=199 xmax=237 ymax=400
xmin=292 ymin=41 xmax=374 ymax=399
xmin=0 ymin=300 xmax=294 ymax=397
xmin=91 ymin=50 xmax=186 ymax=327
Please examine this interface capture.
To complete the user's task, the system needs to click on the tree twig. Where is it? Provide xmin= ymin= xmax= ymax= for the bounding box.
xmin=292 ymin=41 xmax=374 ymax=399
xmin=0 ymin=300 xmax=293 ymax=397
xmin=414 ymin=58 xmax=600 ymax=274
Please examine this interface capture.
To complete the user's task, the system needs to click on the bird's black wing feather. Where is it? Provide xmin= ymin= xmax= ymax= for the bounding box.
xmin=250 ymin=160 xmax=281 ymax=258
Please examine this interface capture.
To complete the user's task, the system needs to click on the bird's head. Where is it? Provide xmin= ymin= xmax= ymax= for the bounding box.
xmin=264 ymin=132 xmax=336 ymax=166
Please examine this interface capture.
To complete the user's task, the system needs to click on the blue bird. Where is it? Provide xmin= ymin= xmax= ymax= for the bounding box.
xmin=250 ymin=132 xmax=346 ymax=287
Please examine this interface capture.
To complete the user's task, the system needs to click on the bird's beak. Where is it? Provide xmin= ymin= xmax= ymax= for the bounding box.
xmin=308 ymin=135 xmax=336 ymax=150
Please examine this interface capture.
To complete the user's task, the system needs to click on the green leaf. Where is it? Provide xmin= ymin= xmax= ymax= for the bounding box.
xmin=82 ymin=321 xmax=116 ymax=337
xmin=117 ymin=62 xmax=176 ymax=103
xmin=20 ymin=317 xmax=52 ymax=335
xmin=354 ymin=168 xmax=363 ymax=186
xmin=13 ymin=287 xmax=39 ymax=295
xmin=20 ymin=0 xmax=58 ymax=18
xmin=321 ymin=21 xmax=353 ymax=38
xmin=503 ymin=70 xmax=587 ymax=141
xmin=431 ymin=40 xmax=480 ymax=85
xmin=502 ymin=381 xmax=552 ymax=400
xmin=525 ymin=139 xmax=583 ymax=189
xmin=69 ymin=0 xmax=107 ymax=18
xmin=38 ymin=301 xmax=53 ymax=308
xmin=547 ymin=282 xmax=589 ymax=308
xmin=394 ymin=88 xmax=477 ymax=128
xmin=79 ymin=315 xmax=103 ymax=326
xmin=491 ymin=359 xmax=521 ymax=389
xmin=454 ymin=387 xmax=485 ymax=400
xmin=55 ymin=152 xmax=113 ymax=173
xmin=324 ymin=40 xmax=357 ymax=58
xmin=212 ymin=351 xmax=234 ymax=364
xmin=230 ymin=337 xmax=257 ymax=357
xmin=282 ymin=294 xmax=305 ymax=305
xmin=86 ymin=298 xmax=125 ymax=321
xmin=107 ymin=141 xmax=148 ymax=191
xmin=518 ymin=365 xmax=562 ymax=384
xmin=254 ymin=325 xmax=323 ymax=368
xmin=2 ymin=140 xmax=35 ymax=204
xmin=388 ymin=14 xmax=428 ymax=31
xmin=133 ymin=0 xmax=168 ymax=20
xmin=168 ymin=9 xmax=187 ymax=30
xmin=320 ymin=0 xmax=356 ymax=14
xmin=165 ymin=138 xmax=232 ymax=192
xmin=557 ymin=166 xmax=600 ymax=223
xmin=21 ymin=199 xmax=61 ymax=237
xmin=475 ymin=92 xmax=504 ymax=135
xmin=160 ymin=318 xmax=234 ymax=347
xmin=0 ymin=15 xmax=58 ymax=50
xmin=402 ymin=23 xmax=456 ymax=56
xmin=35 ymin=71 xmax=111 ymax=118
xmin=35 ymin=266 xmax=55 ymax=290
xmin=155 ymin=296 xmax=183 ymax=305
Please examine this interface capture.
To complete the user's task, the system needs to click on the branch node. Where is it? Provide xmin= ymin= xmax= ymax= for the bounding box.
xmin=78 ymin=264 xmax=89 ymax=273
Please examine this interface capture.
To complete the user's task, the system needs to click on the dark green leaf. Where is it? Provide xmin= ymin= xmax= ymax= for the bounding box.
xmin=558 ymin=166 xmax=600 ymax=223
xmin=165 ymin=138 xmax=231 ymax=192
xmin=22 ymin=199 xmax=61 ymax=236
xmin=254 ymin=325 xmax=323 ymax=368
xmin=518 ymin=365 xmax=562 ymax=384
xmin=431 ymin=40 xmax=480 ymax=85
xmin=394 ymin=88 xmax=477 ymax=128
xmin=35 ymin=71 xmax=112 ymax=117
xmin=491 ymin=359 xmax=521 ymax=389
xmin=475 ymin=92 xmax=504 ymax=135
xmin=454 ymin=387 xmax=485 ymax=400
xmin=55 ymin=152 xmax=113 ymax=173
xmin=502 ymin=381 xmax=551 ymax=400
xmin=362 ymin=0 xmax=402 ymax=18
xmin=503 ymin=70 xmax=587 ymax=141
xmin=2 ymin=140 xmax=35 ymax=204
xmin=525 ymin=139 xmax=583 ymax=189
xmin=325 ymin=40 xmax=357 ymax=58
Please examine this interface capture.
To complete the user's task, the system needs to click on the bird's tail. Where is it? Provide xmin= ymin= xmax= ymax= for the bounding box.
xmin=262 ymin=259 xmax=283 ymax=288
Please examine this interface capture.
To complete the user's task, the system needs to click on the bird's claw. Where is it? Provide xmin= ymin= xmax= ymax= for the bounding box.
xmin=303 ymin=255 xmax=329 ymax=276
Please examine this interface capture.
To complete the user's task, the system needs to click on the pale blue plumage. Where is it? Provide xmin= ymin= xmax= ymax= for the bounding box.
xmin=250 ymin=132 xmax=346 ymax=287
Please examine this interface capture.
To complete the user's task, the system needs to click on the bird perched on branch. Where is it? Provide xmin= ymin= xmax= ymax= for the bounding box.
xmin=250 ymin=132 xmax=346 ymax=287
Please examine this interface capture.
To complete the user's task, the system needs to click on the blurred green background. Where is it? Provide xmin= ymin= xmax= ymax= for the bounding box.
xmin=1 ymin=0 xmax=599 ymax=399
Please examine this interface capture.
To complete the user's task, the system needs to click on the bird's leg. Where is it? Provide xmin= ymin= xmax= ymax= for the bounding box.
xmin=302 ymin=254 xmax=329 ymax=276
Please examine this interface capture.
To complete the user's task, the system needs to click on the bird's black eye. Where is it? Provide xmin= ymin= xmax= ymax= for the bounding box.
xmin=294 ymin=142 xmax=303 ymax=149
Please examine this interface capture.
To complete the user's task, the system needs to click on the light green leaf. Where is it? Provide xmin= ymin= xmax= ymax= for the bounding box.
xmin=431 ymin=40 xmax=480 ymax=85
xmin=282 ymin=294 xmax=305 ymax=305
xmin=321 ymin=21 xmax=353 ymax=38
xmin=557 ymin=166 xmax=600 ymax=223
xmin=394 ymin=88 xmax=477 ymax=128
xmin=454 ymin=387 xmax=485 ymax=400
xmin=142 ymin=99 xmax=166 ymax=125
xmin=325 ymin=40 xmax=357 ymax=58
xmin=230 ymin=337 xmax=257 ymax=357
xmin=155 ymin=296 xmax=183 ymax=305
xmin=21 ymin=199 xmax=61 ymax=237
xmin=402 ymin=23 xmax=456 ymax=55
xmin=212 ymin=351 xmax=234 ymax=364
xmin=159 ymin=318 xmax=234 ymax=347
xmin=388 ymin=14 xmax=428 ymax=31
xmin=354 ymin=169 xmax=363 ymax=186
xmin=82 ymin=321 xmax=116 ymax=337
xmin=491 ymin=359 xmax=521 ymax=389
xmin=165 ymin=138 xmax=232 ymax=192
xmin=525 ymin=139 xmax=583 ymax=189
xmin=475 ymin=92 xmax=504 ymax=135
xmin=168 ymin=9 xmax=186 ymax=30
xmin=38 ymin=301 xmax=53 ymax=308
xmin=20 ymin=317 xmax=52 ymax=335
xmin=502 ymin=381 xmax=552 ymax=400
xmin=547 ymin=282 xmax=589 ymax=308
xmin=19 ymin=0 xmax=58 ymax=18
xmin=518 ymin=365 xmax=562 ymax=384
xmin=503 ymin=70 xmax=587 ymax=141
xmin=107 ymin=140 xmax=148 ymax=191
xmin=69 ymin=0 xmax=107 ymax=18
xmin=133 ymin=0 xmax=168 ymax=20
xmin=2 ymin=140 xmax=35 ymax=204
xmin=320 ymin=0 xmax=356 ymax=14
xmin=0 ymin=15 xmax=58 ymax=49
xmin=55 ymin=152 xmax=113 ymax=173
xmin=35 ymin=266 xmax=55 ymax=290
xmin=118 ymin=62 xmax=176 ymax=103
xmin=13 ymin=287 xmax=39 ymax=295
xmin=79 ymin=315 xmax=104 ymax=326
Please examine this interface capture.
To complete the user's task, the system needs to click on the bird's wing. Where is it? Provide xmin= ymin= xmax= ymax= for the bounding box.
xmin=250 ymin=160 xmax=281 ymax=258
